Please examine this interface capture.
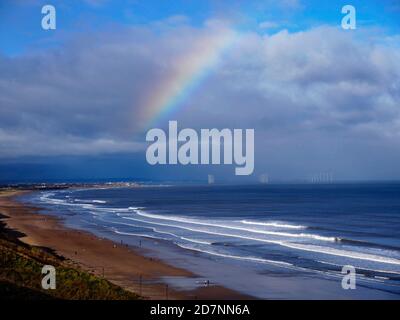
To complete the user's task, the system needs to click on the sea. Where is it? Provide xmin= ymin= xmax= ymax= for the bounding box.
xmin=20 ymin=183 xmax=400 ymax=299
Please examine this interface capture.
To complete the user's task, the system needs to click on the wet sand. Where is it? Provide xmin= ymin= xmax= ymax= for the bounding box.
xmin=0 ymin=190 xmax=251 ymax=300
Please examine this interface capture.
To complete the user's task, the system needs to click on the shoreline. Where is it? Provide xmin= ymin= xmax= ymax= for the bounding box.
xmin=0 ymin=190 xmax=251 ymax=300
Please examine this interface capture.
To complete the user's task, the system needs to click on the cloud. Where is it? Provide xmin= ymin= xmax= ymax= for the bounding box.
xmin=1 ymin=21 xmax=400 ymax=178
xmin=258 ymin=21 xmax=280 ymax=30
xmin=174 ymin=26 xmax=400 ymax=140
xmin=0 ymin=128 xmax=145 ymax=158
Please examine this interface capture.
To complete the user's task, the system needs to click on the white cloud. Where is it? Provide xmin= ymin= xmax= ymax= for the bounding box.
xmin=258 ymin=21 xmax=280 ymax=30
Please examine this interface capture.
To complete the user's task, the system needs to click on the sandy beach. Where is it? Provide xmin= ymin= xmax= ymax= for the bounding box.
xmin=0 ymin=190 xmax=251 ymax=300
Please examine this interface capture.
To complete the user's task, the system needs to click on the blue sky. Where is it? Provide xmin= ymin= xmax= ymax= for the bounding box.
xmin=0 ymin=1 xmax=400 ymax=183
xmin=1 ymin=0 xmax=399 ymax=55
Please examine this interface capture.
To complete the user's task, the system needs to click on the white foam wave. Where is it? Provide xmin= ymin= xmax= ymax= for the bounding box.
xmin=39 ymin=194 xmax=120 ymax=215
xmin=316 ymin=260 xmax=400 ymax=275
xmin=177 ymin=243 xmax=293 ymax=267
xmin=180 ymin=237 xmax=213 ymax=245
xmin=112 ymin=229 xmax=169 ymax=241
xmin=92 ymin=200 xmax=107 ymax=204
xmin=121 ymin=215 xmax=284 ymax=245
xmin=285 ymin=243 xmax=400 ymax=266
xmin=130 ymin=209 xmax=335 ymax=242
xmin=40 ymin=194 xmax=96 ymax=209
xmin=105 ymin=216 xmax=215 ymax=246
xmin=112 ymin=226 xmax=212 ymax=246
xmin=120 ymin=216 xmax=400 ymax=266
xmin=240 ymin=220 xmax=306 ymax=230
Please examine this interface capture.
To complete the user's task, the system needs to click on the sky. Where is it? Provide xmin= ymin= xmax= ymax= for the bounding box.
xmin=0 ymin=0 xmax=400 ymax=183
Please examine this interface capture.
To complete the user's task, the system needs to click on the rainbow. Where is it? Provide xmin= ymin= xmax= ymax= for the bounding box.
xmin=138 ymin=27 xmax=238 ymax=129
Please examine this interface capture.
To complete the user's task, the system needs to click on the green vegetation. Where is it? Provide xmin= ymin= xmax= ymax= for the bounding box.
xmin=0 ymin=217 xmax=141 ymax=300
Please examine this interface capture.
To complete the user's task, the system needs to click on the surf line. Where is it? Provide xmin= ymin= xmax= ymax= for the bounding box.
xmin=119 ymin=216 xmax=400 ymax=266
xmin=146 ymin=121 xmax=254 ymax=175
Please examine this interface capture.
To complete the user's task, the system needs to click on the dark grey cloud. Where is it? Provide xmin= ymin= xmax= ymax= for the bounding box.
xmin=1 ymin=22 xmax=400 ymax=179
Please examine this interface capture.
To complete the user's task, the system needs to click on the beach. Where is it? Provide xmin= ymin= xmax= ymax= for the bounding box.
xmin=0 ymin=190 xmax=250 ymax=300
xmin=2 ymin=185 xmax=399 ymax=300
